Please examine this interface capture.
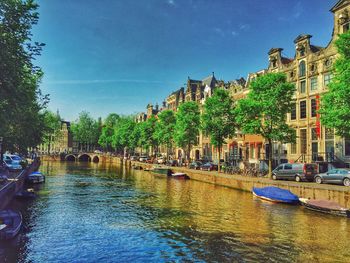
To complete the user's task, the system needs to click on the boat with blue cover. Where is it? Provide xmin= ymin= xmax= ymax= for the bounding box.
xmin=252 ymin=186 xmax=299 ymax=204
xmin=0 ymin=210 xmax=22 ymax=240
xmin=26 ymin=171 xmax=45 ymax=184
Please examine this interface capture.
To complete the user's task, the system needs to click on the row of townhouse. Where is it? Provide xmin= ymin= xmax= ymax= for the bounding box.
xmin=136 ymin=0 xmax=350 ymax=168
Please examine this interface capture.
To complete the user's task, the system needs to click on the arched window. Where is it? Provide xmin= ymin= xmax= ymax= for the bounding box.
xmin=299 ymin=61 xmax=306 ymax=77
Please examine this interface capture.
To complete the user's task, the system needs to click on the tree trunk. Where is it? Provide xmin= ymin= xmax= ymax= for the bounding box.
xmin=218 ymin=146 xmax=221 ymax=173
xmin=268 ymin=139 xmax=272 ymax=179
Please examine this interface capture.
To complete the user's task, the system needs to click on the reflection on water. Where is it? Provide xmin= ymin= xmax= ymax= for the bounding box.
xmin=1 ymin=161 xmax=349 ymax=262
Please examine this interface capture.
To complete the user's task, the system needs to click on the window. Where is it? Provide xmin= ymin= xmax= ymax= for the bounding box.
xmin=311 ymin=128 xmax=318 ymax=141
xmin=311 ymin=98 xmax=317 ymax=117
xmin=310 ymin=77 xmax=318 ymax=91
xmin=325 ymin=128 xmax=334 ymax=140
xmin=300 ymin=101 xmax=307 ymax=119
xmin=344 ymin=22 xmax=350 ymax=33
xmin=284 ymin=164 xmax=292 ymax=170
xmin=291 ymin=103 xmax=297 ymax=120
xmin=291 ymin=143 xmax=297 ymax=154
xmin=345 ymin=138 xmax=350 ymax=156
xmin=300 ymin=129 xmax=307 ymax=154
xmin=300 ymin=80 xmax=306 ymax=93
xmin=324 ymin=73 xmax=333 ymax=86
xmin=299 ymin=61 xmax=306 ymax=77
xmin=299 ymin=48 xmax=305 ymax=57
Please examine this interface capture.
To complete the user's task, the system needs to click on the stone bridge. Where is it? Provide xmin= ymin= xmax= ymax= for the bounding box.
xmin=65 ymin=153 xmax=102 ymax=163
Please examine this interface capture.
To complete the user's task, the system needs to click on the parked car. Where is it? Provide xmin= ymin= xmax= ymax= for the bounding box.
xmin=157 ymin=157 xmax=165 ymax=164
xmin=2 ymin=160 xmax=22 ymax=172
xmin=189 ymin=161 xmax=202 ymax=170
xmin=272 ymin=163 xmax=318 ymax=182
xmin=314 ymin=168 xmax=350 ymax=186
xmin=200 ymin=162 xmax=218 ymax=171
xmin=3 ymin=154 xmax=22 ymax=164
xmin=130 ymin=156 xmax=138 ymax=161
xmin=139 ymin=156 xmax=148 ymax=162
xmin=167 ymin=160 xmax=178 ymax=167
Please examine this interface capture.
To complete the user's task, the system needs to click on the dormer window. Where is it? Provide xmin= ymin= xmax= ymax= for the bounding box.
xmin=299 ymin=47 xmax=305 ymax=57
xmin=299 ymin=61 xmax=306 ymax=77
xmin=324 ymin=59 xmax=332 ymax=68
xmin=344 ymin=22 xmax=350 ymax=32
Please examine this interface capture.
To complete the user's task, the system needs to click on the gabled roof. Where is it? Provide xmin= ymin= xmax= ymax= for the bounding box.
xmin=331 ymin=0 xmax=350 ymax=12
xmin=202 ymin=73 xmax=217 ymax=88
xmin=294 ymin=34 xmax=312 ymax=43
xmin=310 ymin=45 xmax=324 ymax=53
xmin=281 ymin=57 xmax=294 ymax=65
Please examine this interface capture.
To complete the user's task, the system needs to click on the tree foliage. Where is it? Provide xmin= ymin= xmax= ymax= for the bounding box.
xmin=71 ymin=111 xmax=99 ymax=151
xmin=202 ymin=89 xmax=236 ymax=170
xmin=235 ymin=73 xmax=296 ymax=176
xmin=0 ymin=0 xmax=48 ymax=152
xmin=174 ymin=101 xmax=200 ymax=161
xmin=155 ymin=110 xmax=176 ymax=159
xmin=42 ymin=110 xmax=62 ymax=153
xmin=320 ymin=30 xmax=350 ymax=137
xmin=98 ymin=113 xmax=119 ymax=150
xmin=112 ymin=117 xmax=135 ymax=152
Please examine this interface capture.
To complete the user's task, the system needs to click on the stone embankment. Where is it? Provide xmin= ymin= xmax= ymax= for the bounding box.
xmin=131 ymin=160 xmax=350 ymax=209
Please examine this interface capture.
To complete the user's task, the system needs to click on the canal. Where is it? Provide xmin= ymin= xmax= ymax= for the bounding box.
xmin=1 ymin=161 xmax=350 ymax=262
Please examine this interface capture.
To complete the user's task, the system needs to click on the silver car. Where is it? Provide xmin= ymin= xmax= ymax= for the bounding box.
xmin=314 ymin=168 xmax=350 ymax=186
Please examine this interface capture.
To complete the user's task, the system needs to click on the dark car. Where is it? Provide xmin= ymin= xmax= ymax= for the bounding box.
xmin=189 ymin=161 xmax=202 ymax=170
xmin=167 ymin=160 xmax=178 ymax=166
xmin=272 ymin=163 xmax=318 ymax=182
xmin=314 ymin=168 xmax=350 ymax=186
xmin=200 ymin=162 xmax=218 ymax=171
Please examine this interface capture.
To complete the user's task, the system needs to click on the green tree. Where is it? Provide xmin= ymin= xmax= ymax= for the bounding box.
xmin=71 ymin=111 xmax=99 ymax=152
xmin=202 ymin=89 xmax=236 ymax=172
xmin=112 ymin=117 xmax=135 ymax=154
xmin=140 ymin=116 xmax=159 ymax=156
xmin=235 ymin=73 xmax=296 ymax=177
xmin=155 ymin=110 xmax=176 ymax=161
xmin=42 ymin=110 xmax=62 ymax=154
xmin=0 ymin=0 xmax=48 ymax=153
xmin=98 ymin=113 xmax=119 ymax=151
xmin=174 ymin=101 xmax=200 ymax=163
xmin=320 ymin=30 xmax=350 ymax=137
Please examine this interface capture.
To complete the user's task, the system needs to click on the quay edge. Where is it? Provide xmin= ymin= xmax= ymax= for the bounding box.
xmin=130 ymin=160 xmax=350 ymax=209
xmin=0 ymin=159 xmax=41 ymax=210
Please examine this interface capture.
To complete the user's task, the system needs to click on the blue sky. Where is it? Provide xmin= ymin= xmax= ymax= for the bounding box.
xmin=33 ymin=0 xmax=338 ymax=121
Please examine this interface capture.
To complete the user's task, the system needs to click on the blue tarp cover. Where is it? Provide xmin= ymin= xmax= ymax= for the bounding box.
xmin=253 ymin=186 xmax=299 ymax=203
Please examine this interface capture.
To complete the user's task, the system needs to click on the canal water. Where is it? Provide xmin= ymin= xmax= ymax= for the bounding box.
xmin=1 ymin=161 xmax=350 ymax=262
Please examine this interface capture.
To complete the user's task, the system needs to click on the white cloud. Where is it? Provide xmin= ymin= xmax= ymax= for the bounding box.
xmin=231 ymin=31 xmax=238 ymax=37
xmin=167 ymin=0 xmax=175 ymax=6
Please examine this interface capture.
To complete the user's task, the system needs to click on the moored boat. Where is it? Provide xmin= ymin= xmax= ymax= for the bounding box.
xmin=15 ymin=188 xmax=36 ymax=199
xmin=299 ymin=198 xmax=350 ymax=217
xmin=171 ymin=172 xmax=190 ymax=180
xmin=151 ymin=166 xmax=172 ymax=176
xmin=26 ymin=171 xmax=45 ymax=184
xmin=252 ymin=186 xmax=299 ymax=204
xmin=0 ymin=210 xmax=22 ymax=240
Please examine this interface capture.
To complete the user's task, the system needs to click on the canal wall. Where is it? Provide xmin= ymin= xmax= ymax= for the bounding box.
xmin=0 ymin=159 xmax=41 ymax=210
xmin=131 ymin=161 xmax=350 ymax=209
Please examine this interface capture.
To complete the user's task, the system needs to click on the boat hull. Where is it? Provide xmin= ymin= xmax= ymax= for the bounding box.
xmin=299 ymin=198 xmax=350 ymax=218
xmin=171 ymin=173 xmax=190 ymax=180
xmin=151 ymin=168 xmax=172 ymax=176
xmin=252 ymin=187 xmax=299 ymax=204
xmin=0 ymin=210 xmax=22 ymax=240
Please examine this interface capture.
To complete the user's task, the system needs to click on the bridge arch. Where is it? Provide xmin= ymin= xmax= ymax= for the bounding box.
xmin=92 ymin=155 xmax=100 ymax=163
xmin=78 ymin=154 xmax=92 ymax=162
xmin=65 ymin=154 xmax=76 ymax=162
